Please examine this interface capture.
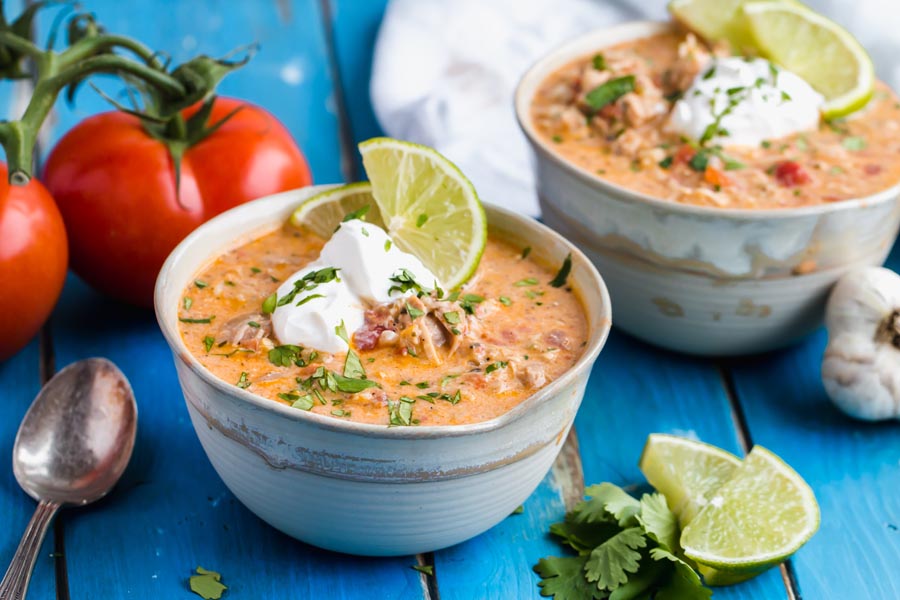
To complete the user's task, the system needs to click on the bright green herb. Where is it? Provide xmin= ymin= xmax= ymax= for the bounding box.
xmin=268 ymin=345 xmax=303 ymax=367
xmin=247 ymin=321 xmax=260 ymax=328
xmin=842 ymin=136 xmax=867 ymax=151
xmin=443 ymin=311 xmax=460 ymax=324
xmin=342 ymin=204 xmax=371 ymax=222
xmin=236 ymin=372 xmax=251 ymax=389
xmin=331 ymin=409 xmax=350 ymax=417
xmin=406 ymin=303 xmax=425 ymax=319
xmin=298 ymin=366 xmax=379 ymax=394
xmin=262 ymin=292 xmax=277 ymax=314
xmin=343 ymin=349 xmax=367 ymax=379
xmin=194 ymin=280 xmax=208 ymax=289
xmin=521 ymin=246 xmax=532 ymax=259
xmin=335 ymin=320 xmax=349 ymax=343
xmin=485 ymin=361 xmax=508 ymax=374
xmin=278 ymin=267 xmax=341 ymax=306
xmin=512 ymin=505 xmax=524 ymax=515
xmin=189 ymin=566 xmax=227 ymax=600
xmin=534 ymin=483 xmax=710 ymax=600
xmin=550 ymin=254 xmax=573 ymax=288
xmin=291 ymin=394 xmax=315 ymax=411
xmin=202 ymin=336 xmax=215 ymax=353
xmin=388 ymin=268 xmax=428 ymax=296
xmin=296 ymin=293 xmax=325 ymax=306
xmin=412 ymin=564 xmax=434 ymax=576
xmin=250 ymin=266 xmax=261 ymax=274
xmin=499 ymin=296 xmax=512 ymax=306
xmin=384 ymin=239 xmax=392 ymax=252
xmin=180 ymin=316 xmax=215 ymax=324
xmin=552 ymin=135 xmax=563 ymax=143
xmin=515 ymin=277 xmax=539 ymax=287
xmin=591 ymin=53 xmax=606 ymax=71
xmin=183 ymin=297 xmax=193 ymax=310
xmin=416 ymin=213 xmax=429 ymax=227
xmin=761 ymin=140 xmax=772 ymax=149
xmin=658 ymin=155 xmax=673 ymax=169
xmin=585 ymin=75 xmax=635 ymax=111
xmin=415 ymin=381 xmax=430 ymax=389
xmin=459 ymin=293 xmax=485 ymax=315
xmin=388 ymin=396 xmax=416 ymax=426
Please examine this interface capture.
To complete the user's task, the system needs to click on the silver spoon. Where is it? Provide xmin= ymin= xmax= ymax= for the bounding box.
xmin=0 ymin=358 xmax=137 ymax=600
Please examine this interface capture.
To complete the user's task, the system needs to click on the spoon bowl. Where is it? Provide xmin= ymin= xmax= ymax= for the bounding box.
xmin=0 ymin=358 xmax=137 ymax=600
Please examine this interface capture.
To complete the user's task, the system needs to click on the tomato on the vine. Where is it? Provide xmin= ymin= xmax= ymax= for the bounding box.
xmin=0 ymin=165 xmax=68 ymax=360
xmin=43 ymin=97 xmax=312 ymax=307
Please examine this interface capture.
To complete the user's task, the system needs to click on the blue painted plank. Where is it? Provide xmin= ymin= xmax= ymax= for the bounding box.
xmin=729 ymin=243 xmax=900 ymax=600
xmin=36 ymin=0 xmax=344 ymax=184
xmin=328 ymin=0 xmax=391 ymax=178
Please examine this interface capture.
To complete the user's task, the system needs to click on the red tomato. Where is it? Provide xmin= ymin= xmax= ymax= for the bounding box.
xmin=0 ymin=165 xmax=68 ymax=360
xmin=43 ymin=97 xmax=312 ymax=307
xmin=772 ymin=161 xmax=811 ymax=187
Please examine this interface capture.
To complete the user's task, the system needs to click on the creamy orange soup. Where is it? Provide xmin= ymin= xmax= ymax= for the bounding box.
xmin=532 ymin=31 xmax=900 ymax=209
xmin=178 ymin=225 xmax=587 ymax=426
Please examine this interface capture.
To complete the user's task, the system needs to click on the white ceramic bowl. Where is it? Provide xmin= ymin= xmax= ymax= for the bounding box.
xmin=516 ymin=21 xmax=900 ymax=356
xmin=155 ymin=185 xmax=611 ymax=556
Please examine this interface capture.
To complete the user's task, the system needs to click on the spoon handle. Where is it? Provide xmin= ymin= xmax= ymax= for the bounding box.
xmin=0 ymin=500 xmax=61 ymax=600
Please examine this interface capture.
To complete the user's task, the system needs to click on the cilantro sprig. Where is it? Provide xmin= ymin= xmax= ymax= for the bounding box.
xmin=534 ymin=483 xmax=710 ymax=600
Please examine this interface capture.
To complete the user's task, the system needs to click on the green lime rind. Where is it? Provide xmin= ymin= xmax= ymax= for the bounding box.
xmin=289 ymin=182 xmax=383 ymax=237
xmin=358 ymin=137 xmax=487 ymax=290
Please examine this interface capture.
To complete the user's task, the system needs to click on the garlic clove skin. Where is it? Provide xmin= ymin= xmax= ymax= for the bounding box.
xmin=821 ymin=267 xmax=900 ymax=421
xmin=822 ymin=331 xmax=900 ymax=420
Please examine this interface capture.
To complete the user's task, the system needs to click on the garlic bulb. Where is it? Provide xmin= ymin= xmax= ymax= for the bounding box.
xmin=822 ymin=267 xmax=900 ymax=420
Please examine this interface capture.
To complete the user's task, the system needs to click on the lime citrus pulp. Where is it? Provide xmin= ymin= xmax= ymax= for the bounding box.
xmin=289 ymin=182 xmax=383 ymax=237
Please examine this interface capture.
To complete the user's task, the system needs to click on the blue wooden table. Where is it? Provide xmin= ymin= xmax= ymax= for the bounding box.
xmin=2 ymin=1 xmax=899 ymax=598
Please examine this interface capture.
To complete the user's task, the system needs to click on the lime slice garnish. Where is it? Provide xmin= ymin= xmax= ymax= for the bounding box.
xmin=639 ymin=433 xmax=742 ymax=527
xmin=289 ymin=182 xmax=384 ymax=237
xmin=744 ymin=2 xmax=875 ymax=118
xmin=668 ymin=0 xmax=761 ymax=52
xmin=681 ymin=446 xmax=820 ymax=574
xmin=358 ymin=137 xmax=487 ymax=290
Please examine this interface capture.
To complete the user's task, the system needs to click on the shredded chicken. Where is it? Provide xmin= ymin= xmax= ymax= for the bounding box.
xmin=218 ymin=313 xmax=272 ymax=350
xmin=662 ymin=33 xmax=713 ymax=95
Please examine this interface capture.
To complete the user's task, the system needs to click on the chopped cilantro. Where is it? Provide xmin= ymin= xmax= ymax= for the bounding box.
xmin=247 ymin=321 xmax=260 ymax=328
xmin=459 ymin=293 xmax=485 ymax=315
xmin=761 ymin=140 xmax=772 ymax=149
xmin=399 ymin=380 xmax=411 ymax=386
xmin=415 ymin=381 xmax=430 ymax=389
xmin=236 ymin=372 xmax=251 ymax=389
xmin=552 ymin=134 xmax=563 ymax=143
xmin=268 ymin=345 xmax=303 ymax=367
xmin=591 ymin=53 xmax=606 ymax=71
xmin=183 ymin=297 xmax=193 ymax=311
xmin=702 ymin=66 xmax=716 ymax=80
xmin=331 ymin=408 xmax=349 ymax=417
xmin=689 ymin=149 xmax=710 ymax=171
xmin=335 ymin=320 xmax=349 ymax=344
xmin=262 ymin=292 xmax=278 ymax=314
xmin=412 ymin=564 xmax=434 ymax=576
xmin=416 ymin=213 xmax=429 ymax=228
xmin=296 ymin=293 xmax=324 ymax=306
xmin=406 ymin=303 xmax=425 ymax=319
xmin=180 ymin=316 xmax=215 ymax=324
xmin=443 ymin=311 xmax=461 ymax=324
xmin=194 ymin=280 xmax=208 ymax=289
xmin=343 ymin=349 xmax=367 ymax=379
xmin=250 ymin=266 xmax=262 ymax=274
xmin=203 ymin=336 xmax=215 ymax=353
xmin=384 ymin=239 xmax=392 ymax=252
xmin=388 ymin=396 xmax=416 ymax=426
xmin=550 ymin=254 xmax=573 ymax=288
xmin=658 ymin=155 xmax=673 ymax=169
xmin=388 ymin=268 xmax=429 ymax=296
xmin=278 ymin=267 xmax=341 ymax=306
xmin=291 ymin=394 xmax=315 ymax=411
xmin=485 ymin=361 xmax=508 ymax=374
xmin=499 ymin=296 xmax=512 ymax=306
xmin=521 ymin=246 xmax=532 ymax=259
xmin=189 ymin=566 xmax=227 ymax=600
xmin=584 ymin=75 xmax=635 ymax=111
xmin=361 ymin=228 xmax=370 ymax=237
xmin=342 ymin=204 xmax=371 ymax=222
xmin=514 ymin=277 xmax=539 ymax=287
xmin=511 ymin=505 xmax=524 ymax=515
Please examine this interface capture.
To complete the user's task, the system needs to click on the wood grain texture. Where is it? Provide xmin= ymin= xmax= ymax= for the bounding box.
xmin=728 ymin=244 xmax=900 ymax=600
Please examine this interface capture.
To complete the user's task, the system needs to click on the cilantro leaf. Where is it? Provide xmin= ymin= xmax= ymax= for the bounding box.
xmin=578 ymin=483 xmax=641 ymax=527
xmin=637 ymin=493 xmax=679 ymax=552
xmin=189 ymin=566 xmax=227 ymax=600
xmin=534 ymin=556 xmax=604 ymax=600
xmin=343 ymin=349 xmax=367 ymax=379
xmin=585 ymin=75 xmax=635 ymax=111
xmin=550 ymin=253 xmax=573 ymax=288
xmin=335 ymin=320 xmax=349 ymax=344
xmin=584 ymin=527 xmax=646 ymax=591
xmin=650 ymin=549 xmax=712 ymax=600
xmin=550 ymin=518 xmax=621 ymax=555
xmin=608 ymin=553 xmax=668 ymax=600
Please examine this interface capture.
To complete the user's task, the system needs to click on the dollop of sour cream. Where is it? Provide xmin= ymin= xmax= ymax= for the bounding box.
xmin=668 ymin=57 xmax=824 ymax=147
xmin=271 ymin=219 xmax=440 ymax=354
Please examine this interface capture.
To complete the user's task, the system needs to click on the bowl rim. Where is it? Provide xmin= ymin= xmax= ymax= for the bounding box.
xmin=155 ymin=185 xmax=612 ymax=440
xmin=514 ymin=20 xmax=900 ymax=220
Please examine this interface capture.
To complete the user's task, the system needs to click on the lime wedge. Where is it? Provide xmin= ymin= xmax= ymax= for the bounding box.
xmin=289 ymin=182 xmax=384 ymax=237
xmin=681 ymin=446 xmax=820 ymax=575
xmin=668 ymin=0 xmax=759 ymax=52
xmin=639 ymin=434 xmax=742 ymax=527
xmin=744 ymin=2 xmax=875 ymax=118
xmin=358 ymin=137 xmax=487 ymax=289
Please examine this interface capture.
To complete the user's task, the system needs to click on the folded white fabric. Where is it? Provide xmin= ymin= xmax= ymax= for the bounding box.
xmin=370 ymin=0 xmax=900 ymax=217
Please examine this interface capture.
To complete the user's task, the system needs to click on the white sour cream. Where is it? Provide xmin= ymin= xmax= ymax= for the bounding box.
xmin=271 ymin=219 xmax=440 ymax=354
xmin=668 ymin=57 xmax=824 ymax=147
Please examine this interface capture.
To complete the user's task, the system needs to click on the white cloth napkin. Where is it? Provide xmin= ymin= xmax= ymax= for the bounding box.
xmin=370 ymin=0 xmax=900 ymax=217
